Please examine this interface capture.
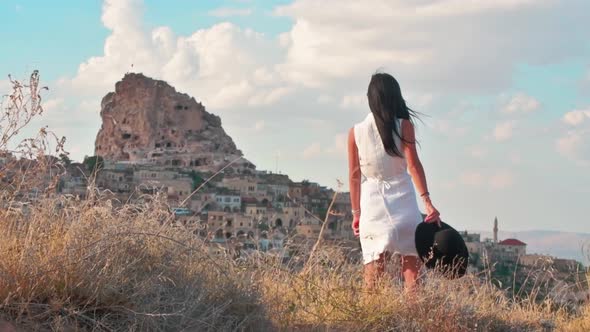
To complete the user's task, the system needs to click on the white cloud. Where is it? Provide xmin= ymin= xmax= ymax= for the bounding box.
xmin=325 ymin=133 xmax=348 ymax=157
xmin=58 ymin=0 xmax=590 ymax=119
xmin=339 ymin=94 xmax=365 ymax=110
xmin=557 ymin=130 xmax=590 ymax=165
xmin=254 ymin=120 xmax=265 ymax=132
xmin=61 ymin=0 xmax=285 ymax=110
xmin=562 ymin=108 xmax=590 ymax=126
xmin=431 ymin=119 xmax=468 ymax=137
xmin=501 ymin=93 xmax=540 ymax=114
xmin=274 ymin=0 xmax=587 ymax=92
xmin=460 ymin=171 xmax=484 ymax=186
xmin=414 ymin=0 xmax=541 ymax=16
xmin=493 ymin=121 xmax=515 ymax=141
xmin=209 ymin=7 xmax=253 ymax=17
xmin=489 ymin=171 xmax=514 ymax=189
xmin=461 ymin=170 xmax=515 ymax=189
xmin=406 ymin=93 xmax=435 ymax=110
xmin=333 ymin=133 xmax=347 ymax=154
xmin=302 ymin=142 xmax=322 ymax=159
xmin=317 ymin=94 xmax=335 ymax=105
xmin=42 ymin=98 xmax=64 ymax=113
xmin=467 ymin=146 xmax=487 ymax=160
xmin=557 ymin=107 xmax=590 ymax=164
xmin=0 ymin=80 xmax=11 ymax=94
xmin=247 ymin=86 xmax=294 ymax=107
xmin=509 ymin=152 xmax=522 ymax=165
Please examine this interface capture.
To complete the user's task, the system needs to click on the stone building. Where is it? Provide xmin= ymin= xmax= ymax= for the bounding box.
xmin=296 ymin=216 xmax=323 ymax=238
xmin=245 ymin=204 xmax=267 ymax=216
xmin=220 ymin=176 xmax=258 ymax=196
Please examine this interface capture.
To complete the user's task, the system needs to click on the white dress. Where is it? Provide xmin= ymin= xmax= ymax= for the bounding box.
xmin=354 ymin=112 xmax=422 ymax=264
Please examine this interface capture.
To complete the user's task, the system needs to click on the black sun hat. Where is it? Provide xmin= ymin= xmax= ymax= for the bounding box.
xmin=415 ymin=220 xmax=469 ymax=278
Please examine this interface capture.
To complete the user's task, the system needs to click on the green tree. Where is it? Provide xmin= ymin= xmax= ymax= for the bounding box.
xmin=83 ymin=155 xmax=104 ymax=173
xmin=188 ymin=170 xmax=205 ymax=191
xmin=257 ymin=222 xmax=270 ymax=232
xmin=59 ymin=153 xmax=71 ymax=167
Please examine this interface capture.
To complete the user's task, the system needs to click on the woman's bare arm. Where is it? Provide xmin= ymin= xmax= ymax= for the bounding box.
xmin=348 ymin=127 xmax=361 ymax=212
xmin=401 ymin=120 xmax=440 ymax=223
xmin=401 ymin=120 xmax=428 ymax=196
xmin=348 ymin=127 xmax=361 ymax=235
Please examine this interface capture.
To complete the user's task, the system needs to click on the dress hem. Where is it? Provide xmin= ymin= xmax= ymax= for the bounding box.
xmin=363 ymin=250 xmax=419 ymax=265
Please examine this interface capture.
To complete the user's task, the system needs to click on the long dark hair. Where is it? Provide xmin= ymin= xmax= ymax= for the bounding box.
xmin=367 ymin=73 xmax=418 ymax=157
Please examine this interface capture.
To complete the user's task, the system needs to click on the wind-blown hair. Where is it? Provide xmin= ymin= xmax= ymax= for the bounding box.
xmin=367 ymin=73 xmax=419 ymax=157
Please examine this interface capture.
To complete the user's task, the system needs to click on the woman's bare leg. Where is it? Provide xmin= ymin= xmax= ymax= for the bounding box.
xmin=364 ymin=253 xmax=387 ymax=289
xmin=401 ymin=255 xmax=420 ymax=291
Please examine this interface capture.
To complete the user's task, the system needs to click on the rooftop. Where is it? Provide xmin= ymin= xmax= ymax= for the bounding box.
xmin=498 ymin=238 xmax=526 ymax=246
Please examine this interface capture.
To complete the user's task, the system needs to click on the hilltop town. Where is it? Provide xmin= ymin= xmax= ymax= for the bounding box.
xmin=58 ymin=73 xmax=355 ymax=261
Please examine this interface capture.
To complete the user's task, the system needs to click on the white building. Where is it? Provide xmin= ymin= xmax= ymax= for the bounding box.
xmin=215 ymin=194 xmax=241 ymax=212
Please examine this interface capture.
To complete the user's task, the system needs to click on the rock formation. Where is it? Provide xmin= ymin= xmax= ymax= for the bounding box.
xmin=95 ymin=73 xmax=252 ymax=172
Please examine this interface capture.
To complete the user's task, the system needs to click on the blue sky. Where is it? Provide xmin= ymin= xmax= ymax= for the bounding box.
xmin=1 ymin=0 xmax=589 ymax=236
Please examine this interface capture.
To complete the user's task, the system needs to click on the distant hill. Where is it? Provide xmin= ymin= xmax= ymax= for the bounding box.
xmin=477 ymin=230 xmax=590 ymax=264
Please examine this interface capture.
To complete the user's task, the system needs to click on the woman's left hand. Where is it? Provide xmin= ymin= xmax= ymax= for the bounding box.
xmin=424 ymin=201 xmax=441 ymax=227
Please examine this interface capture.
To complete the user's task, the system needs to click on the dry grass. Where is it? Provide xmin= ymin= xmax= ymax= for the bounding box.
xmin=259 ymin=248 xmax=587 ymax=332
xmin=0 ymin=197 xmax=587 ymax=331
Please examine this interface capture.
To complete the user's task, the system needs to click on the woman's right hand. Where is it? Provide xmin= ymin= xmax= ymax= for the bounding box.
xmin=352 ymin=215 xmax=360 ymax=237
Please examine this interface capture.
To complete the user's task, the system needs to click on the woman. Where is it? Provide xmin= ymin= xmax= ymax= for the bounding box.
xmin=347 ymin=73 xmax=441 ymax=289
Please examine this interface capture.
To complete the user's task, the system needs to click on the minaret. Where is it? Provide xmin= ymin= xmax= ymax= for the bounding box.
xmin=493 ymin=217 xmax=498 ymax=243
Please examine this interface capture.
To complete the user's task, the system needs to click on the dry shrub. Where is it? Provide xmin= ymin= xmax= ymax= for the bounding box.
xmin=0 ymin=194 xmax=269 ymax=331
